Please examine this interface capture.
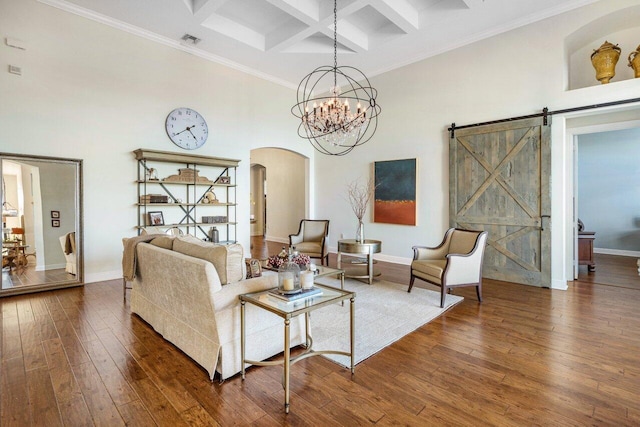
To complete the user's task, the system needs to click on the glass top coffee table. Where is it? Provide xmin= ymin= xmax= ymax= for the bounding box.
xmin=239 ymin=275 xmax=354 ymax=414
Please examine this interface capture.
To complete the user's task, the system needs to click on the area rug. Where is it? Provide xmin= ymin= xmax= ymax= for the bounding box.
xmin=310 ymin=277 xmax=463 ymax=368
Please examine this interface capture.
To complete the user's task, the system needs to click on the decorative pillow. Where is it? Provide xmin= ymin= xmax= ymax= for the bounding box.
xmin=149 ymin=236 xmax=175 ymax=250
xmin=173 ymin=236 xmax=243 ymax=284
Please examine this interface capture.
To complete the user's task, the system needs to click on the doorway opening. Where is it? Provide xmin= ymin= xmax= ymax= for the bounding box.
xmin=572 ymin=123 xmax=640 ymax=288
xmin=250 ymin=164 xmax=266 ymax=238
xmin=554 ymin=110 xmax=640 ymax=289
xmin=249 ymin=148 xmax=309 ymax=246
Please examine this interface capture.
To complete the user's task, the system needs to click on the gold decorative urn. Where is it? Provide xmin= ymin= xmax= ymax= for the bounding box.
xmin=628 ymin=44 xmax=640 ymax=78
xmin=591 ymin=41 xmax=621 ymax=84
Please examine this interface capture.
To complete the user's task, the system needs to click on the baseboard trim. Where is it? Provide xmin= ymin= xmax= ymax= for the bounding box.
xmin=594 ymin=248 xmax=640 ymax=257
xmin=551 ymin=278 xmax=568 ymax=290
xmin=265 ymin=235 xmax=288 ymax=244
xmin=84 ymin=270 xmax=122 ymax=284
xmin=37 ymin=263 xmax=65 ymax=271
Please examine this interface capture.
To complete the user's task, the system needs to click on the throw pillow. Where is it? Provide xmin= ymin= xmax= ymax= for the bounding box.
xmin=173 ymin=236 xmax=243 ymax=284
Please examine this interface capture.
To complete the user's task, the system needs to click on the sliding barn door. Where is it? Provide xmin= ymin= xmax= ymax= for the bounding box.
xmin=449 ymin=117 xmax=551 ymax=287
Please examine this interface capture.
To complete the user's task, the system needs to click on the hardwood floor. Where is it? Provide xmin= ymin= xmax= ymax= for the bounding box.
xmin=577 ymin=253 xmax=640 ymax=290
xmin=2 ymin=265 xmax=75 ymax=289
xmin=1 ymin=238 xmax=639 ymax=425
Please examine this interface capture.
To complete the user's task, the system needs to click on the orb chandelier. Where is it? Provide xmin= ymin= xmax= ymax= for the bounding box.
xmin=291 ymin=0 xmax=381 ymax=156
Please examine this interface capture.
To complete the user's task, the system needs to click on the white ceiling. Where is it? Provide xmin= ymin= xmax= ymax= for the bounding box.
xmin=40 ymin=0 xmax=599 ymax=87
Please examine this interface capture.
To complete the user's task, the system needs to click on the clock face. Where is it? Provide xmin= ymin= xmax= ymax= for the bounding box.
xmin=165 ymin=108 xmax=208 ymax=150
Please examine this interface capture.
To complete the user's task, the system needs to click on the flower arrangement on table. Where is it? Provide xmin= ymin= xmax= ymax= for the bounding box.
xmin=267 ymin=252 xmax=311 ymax=269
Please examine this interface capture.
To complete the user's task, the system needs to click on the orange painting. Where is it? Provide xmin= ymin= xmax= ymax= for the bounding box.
xmin=374 ymin=200 xmax=416 ymax=225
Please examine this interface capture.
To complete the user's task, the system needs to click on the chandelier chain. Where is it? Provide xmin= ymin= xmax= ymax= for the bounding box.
xmin=333 ymin=0 xmax=337 ymax=88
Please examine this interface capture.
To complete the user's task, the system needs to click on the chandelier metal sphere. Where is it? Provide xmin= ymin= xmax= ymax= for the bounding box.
xmin=291 ymin=1 xmax=381 ymax=156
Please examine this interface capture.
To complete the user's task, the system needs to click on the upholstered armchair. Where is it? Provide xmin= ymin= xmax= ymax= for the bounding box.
xmin=409 ymin=228 xmax=488 ymax=308
xmin=289 ymin=220 xmax=330 ymax=266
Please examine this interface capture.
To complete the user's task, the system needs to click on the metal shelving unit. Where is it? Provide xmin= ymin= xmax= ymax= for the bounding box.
xmin=134 ymin=149 xmax=240 ymax=243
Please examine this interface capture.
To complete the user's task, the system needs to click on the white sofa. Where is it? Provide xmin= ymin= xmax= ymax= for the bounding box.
xmin=129 ymin=235 xmax=306 ymax=380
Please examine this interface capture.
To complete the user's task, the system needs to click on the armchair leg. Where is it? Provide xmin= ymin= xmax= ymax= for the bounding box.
xmin=408 ymin=275 xmax=415 ymax=293
xmin=476 ymin=283 xmax=483 ymax=303
xmin=440 ymin=286 xmax=447 ymax=308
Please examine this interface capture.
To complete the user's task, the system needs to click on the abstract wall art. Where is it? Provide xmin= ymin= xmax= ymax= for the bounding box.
xmin=373 ymin=158 xmax=417 ymax=225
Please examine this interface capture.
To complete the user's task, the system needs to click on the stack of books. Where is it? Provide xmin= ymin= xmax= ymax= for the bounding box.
xmin=140 ymin=194 xmax=169 ymax=203
xmin=268 ymin=287 xmax=322 ymax=302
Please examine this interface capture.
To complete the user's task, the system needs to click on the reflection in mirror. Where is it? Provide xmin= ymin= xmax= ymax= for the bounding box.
xmin=1 ymin=153 xmax=82 ymax=296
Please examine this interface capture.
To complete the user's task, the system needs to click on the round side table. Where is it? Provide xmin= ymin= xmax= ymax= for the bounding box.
xmin=337 ymin=239 xmax=382 ymax=285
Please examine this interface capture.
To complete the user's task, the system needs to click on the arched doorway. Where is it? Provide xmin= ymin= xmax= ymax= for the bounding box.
xmin=250 ymin=148 xmax=308 ymax=245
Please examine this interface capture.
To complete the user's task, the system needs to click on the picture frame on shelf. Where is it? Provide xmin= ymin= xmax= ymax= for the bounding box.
xmin=52 ymin=219 xmax=60 ymax=227
xmin=148 ymin=211 xmax=165 ymax=226
xmin=51 ymin=210 xmax=60 ymax=219
xmin=215 ymin=176 xmax=231 ymax=184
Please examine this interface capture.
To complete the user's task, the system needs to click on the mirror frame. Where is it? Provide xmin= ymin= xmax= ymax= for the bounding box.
xmin=0 ymin=152 xmax=83 ymax=297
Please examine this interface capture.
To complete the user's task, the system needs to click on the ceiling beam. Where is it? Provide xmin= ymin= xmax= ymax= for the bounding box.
xmin=265 ymin=0 xmax=320 ymax=24
xmin=370 ymin=0 xmax=419 ymax=33
xmin=201 ymin=14 xmax=266 ymax=51
xmin=192 ymin=0 xmax=228 ymax=22
xmin=461 ymin=0 xmax=484 ymax=9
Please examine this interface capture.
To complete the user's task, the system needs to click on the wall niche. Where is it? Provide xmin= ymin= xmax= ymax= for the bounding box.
xmin=566 ymin=5 xmax=640 ymax=91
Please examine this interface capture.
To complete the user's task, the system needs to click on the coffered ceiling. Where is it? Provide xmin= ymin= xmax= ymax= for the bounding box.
xmin=40 ymin=0 xmax=598 ymax=87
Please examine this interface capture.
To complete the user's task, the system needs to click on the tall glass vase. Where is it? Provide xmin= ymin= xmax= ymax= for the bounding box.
xmin=356 ymin=220 xmax=364 ymax=243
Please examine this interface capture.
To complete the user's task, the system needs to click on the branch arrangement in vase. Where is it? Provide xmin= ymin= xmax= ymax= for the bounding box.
xmin=347 ymin=178 xmax=376 ymax=242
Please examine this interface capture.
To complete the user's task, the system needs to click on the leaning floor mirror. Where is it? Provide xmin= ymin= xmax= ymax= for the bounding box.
xmin=1 ymin=153 xmax=83 ymax=296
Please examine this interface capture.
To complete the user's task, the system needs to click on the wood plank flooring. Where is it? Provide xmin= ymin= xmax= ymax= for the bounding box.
xmin=1 ymin=238 xmax=639 ymax=426
xmin=2 ymin=266 xmax=75 ymax=290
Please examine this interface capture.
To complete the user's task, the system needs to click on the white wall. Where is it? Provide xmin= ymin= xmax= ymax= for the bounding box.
xmin=316 ymin=0 xmax=640 ymax=287
xmin=34 ymin=161 xmax=76 ymax=268
xmin=0 ymin=0 xmax=314 ymax=283
xmin=578 ymin=127 xmax=640 ymax=253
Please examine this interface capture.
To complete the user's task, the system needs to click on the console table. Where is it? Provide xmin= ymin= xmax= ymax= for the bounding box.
xmin=337 ymin=239 xmax=382 ymax=285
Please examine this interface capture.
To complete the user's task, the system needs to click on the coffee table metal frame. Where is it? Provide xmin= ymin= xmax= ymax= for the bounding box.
xmin=239 ymin=275 xmax=354 ymax=414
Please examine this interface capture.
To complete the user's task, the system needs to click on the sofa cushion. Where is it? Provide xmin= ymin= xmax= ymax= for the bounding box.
xmin=173 ymin=236 xmax=243 ymax=284
xmin=149 ymin=235 xmax=175 ymax=250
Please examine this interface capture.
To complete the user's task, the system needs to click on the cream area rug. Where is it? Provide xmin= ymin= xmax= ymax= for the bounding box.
xmin=310 ymin=277 xmax=463 ymax=368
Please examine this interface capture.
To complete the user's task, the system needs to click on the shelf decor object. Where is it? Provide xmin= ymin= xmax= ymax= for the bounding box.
xmin=628 ymin=44 xmax=640 ymax=78
xmin=290 ymin=0 xmax=380 ymax=156
xmin=163 ymin=168 xmax=212 ymax=183
xmin=591 ymin=40 xmax=621 ymax=84
xmin=277 ymin=247 xmax=301 ymax=294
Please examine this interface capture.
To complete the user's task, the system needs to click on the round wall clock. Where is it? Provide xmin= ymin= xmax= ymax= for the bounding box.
xmin=165 ymin=107 xmax=208 ymax=150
